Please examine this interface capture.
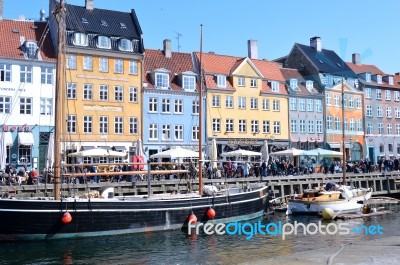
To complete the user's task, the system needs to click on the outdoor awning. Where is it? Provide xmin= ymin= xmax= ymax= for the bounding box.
xmin=98 ymin=146 xmax=112 ymax=151
xmin=18 ymin=132 xmax=34 ymax=146
xmin=113 ymin=146 xmax=126 ymax=152
xmin=81 ymin=146 xmax=96 ymax=150
xmin=4 ymin=132 xmax=13 ymax=146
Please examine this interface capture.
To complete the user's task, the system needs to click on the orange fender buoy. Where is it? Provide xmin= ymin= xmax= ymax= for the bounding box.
xmin=206 ymin=208 xmax=216 ymax=219
xmin=62 ymin=212 xmax=72 ymax=224
xmin=187 ymin=213 xmax=197 ymax=224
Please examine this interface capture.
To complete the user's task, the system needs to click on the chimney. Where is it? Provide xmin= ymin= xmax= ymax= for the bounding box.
xmin=85 ymin=0 xmax=94 ymax=10
xmin=352 ymin=53 xmax=361 ymax=65
xmin=310 ymin=36 xmax=322 ymax=52
xmin=39 ymin=9 xmax=46 ymax=21
xmin=0 ymin=0 xmax=3 ymax=21
xmin=163 ymin=39 xmax=172 ymax=58
xmin=248 ymin=40 xmax=258 ymax=59
xmin=395 ymin=72 xmax=400 ymax=76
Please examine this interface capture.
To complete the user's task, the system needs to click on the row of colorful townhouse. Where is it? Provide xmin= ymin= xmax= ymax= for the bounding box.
xmin=0 ymin=0 xmax=399 ymax=171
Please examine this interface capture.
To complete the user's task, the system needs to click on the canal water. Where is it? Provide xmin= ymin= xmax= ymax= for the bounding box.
xmin=0 ymin=206 xmax=399 ymax=265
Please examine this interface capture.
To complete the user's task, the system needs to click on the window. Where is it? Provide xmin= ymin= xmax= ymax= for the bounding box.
xmin=325 ymin=93 xmax=331 ymax=105
xmin=365 ymin=73 xmax=371 ymax=82
xmin=149 ymin=124 xmax=158 ymax=140
xmin=263 ymin=120 xmax=270 ymax=133
xmin=344 ymin=118 xmax=348 ymax=131
xmin=18 ymin=146 xmax=31 ymax=167
xmin=119 ymin=38 xmax=132 ymax=51
xmin=387 ymin=107 xmax=392 ymax=118
xmin=226 ymin=119 xmax=234 ymax=132
xmin=376 ymin=89 xmax=382 ymax=100
xmin=74 ymin=32 xmax=88 ymax=46
xmin=0 ymin=96 xmax=11 ymax=113
xmin=334 ymin=95 xmax=340 ymax=106
xmin=25 ymin=42 xmax=37 ymax=59
xmin=396 ymin=125 xmax=400 ymax=135
xmin=83 ymin=115 xmax=92 ymax=133
xmin=97 ymin=36 xmax=111 ymax=49
xmin=271 ymin=81 xmax=279 ymax=92
xmin=161 ymin=98 xmax=170 ymax=113
xmin=40 ymin=98 xmax=52 ymax=115
xmin=308 ymin=120 xmax=315 ymax=133
xmin=377 ymin=75 xmax=382 ymax=84
xmin=289 ymin=98 xmax=297 ymax=110
xmin=299 ymin=99 xmax=306 ymax=111
xmin=99 ymin=57 xmax=109 ymax=72
xmin=99 ymin=85 xmax=108 ymax=101
xmin=315 ymin=100 xmax=322 ymax=112
xmin=385 ymin=90 xmax=391 ymax=101
xmin=377 ymin=106 xmax=383 ymax=117
xmin=225 ymin=119 xmax=233 ymax=132
xmin=389 ymin=76 xmax=394 ymax=85
xmin=83 ymin=56 xmax=93 ymax=71
xmin=387 ymin=124 xmax=393 ymax=135
xmin=367 ymin=123 xmax=373 ymax=134
xmin=114 ymin=86 xmax=123 ymax=101
xmin=396 ymin=107 xmax=400 ymax=118
xmin=349 ymin=118 xmax=355 ymax=132
xmin=67 ymin=115 xmax=76 ymax=133
xmin=238 ymin=97 xmax=246 ymax=109
xmin=250 ymin=79 xmax=257 ymax=87
xmin=365 ymin=88 xmax=372 ymax=98
xmin=273 ymin=121 xmax=281 ymax=134
xmin=291 ymin=120 xmax=297 ymax=132
xmin=114 ymin=117 xmax=123 ymax=134
xmin=174 ymin=99 xmax=183 ymax=113
xmin=99 ymin=116 xmax=108 ymax=134
xmin=183 ymin=76 xmax=195 ymax=91
xmin=192 ymin=126 xmax=199 ymax=140
xmin=343 ymin=95 xmax=347 ymax=107
xmin=395 ymin=91 xmax=400 ymax=101
xmin=306 ymin=80 xmax=314 ymax=91
xmin=192 ymin=100 xmax=199 ymax=115
xmin=66 ymin=83 xmax=77 ymax=99
xmin=175 ymin=125 xmax=183 ymax=141
xmin=67 ymin=54 xmax=77 ymax=69
xmin=114 ymin=59 xmax=124 ymax=73
xmin=334 ymin=117 xmax=341 ymax=131
xmin=307 ymin=99 xmax=314 ymax=111
xmin=238 ymin=119 xmax=246 ymax=133
xmin=129 ymin=60 xmax=138 ymax=75
xmin=225 ymin=96 xmax=233 ymax=108
xmin=83 ymin=84 xmax=93 ymax=100
xmin=20 ymin=66 xmax=32 ymax=83
xmin=272 ymin=100 xmax=280 ymax=111
xmin=349 ymin=97 xmax=354 ymax=108
xmin=262 ymin=99 xmax=270 ymax=110
xmin=316 ymin=120 xmax=322 ymax=133
xmin=366 ymin=106 xmax=372 ymax=117
xmin=41 ymin=67 xmax=53 ymax=84
xmin=378 ymin=123 xmax=384 ymax=134
xmin=212 ymin=95 xmax=220 ymax=107
xmin=326 ymin=116 xmax=332 ymax=130
xmin=290 ymin=79 xmax=298 ymax=89
xmin=156 ymin=73 xmax=169 ymax=89
xmin=212 ymin=118 xmax=221 ymax=132
xmin=0 ymin=64 xmax=11 ymax=82
xmin=299 ymin=120 xmax=306 ymax=133
xmin=217 ymin=75 xmax=226 ymax=88
xmin=238 ymin=77 xmax=245 ymax=86
xmin=356 ymin=98 xmax=361 ymax=109
xmin=129 ymin=87 xmax=138 ymax=102
xmin=251 ymin=120 xmax=259 ymax=133
xmin=129 ymin=117 xmax=138 ymax=134
xmin=250 ymin=98 xmax=258 ymax=110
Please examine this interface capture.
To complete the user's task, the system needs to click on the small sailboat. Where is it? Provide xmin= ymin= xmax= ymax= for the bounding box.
xmin=0 ymin=1 xmax=269 ymax=241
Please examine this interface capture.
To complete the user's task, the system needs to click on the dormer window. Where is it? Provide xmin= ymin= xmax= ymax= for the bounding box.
xmin=271 ymin=81 xmax=279 ymax=92
xmin=25 ymin=41 xmax=38 ymax=59
xmin=119 ymin=22 xmax=127 ymax=29
xmin=389 ymin=76 xmax=394 ymax=85
xmin=306 ymin=80 xmax=314 ymax=91
xmin=289 ymin=79 xmax=298 ymax=90
xmin=183 ymin=75 xmax=196 ymax=91
xmin=119 ymin=38 xmax=133 ymax=51
xmin=155 ymin=72 xmax=169 ymax=89
xmin=81 ymin=18 xmax=88 ymax=24
xmin=100 ymin=20 xmax=108 ymax=26
xmin=365 ymin=73 xmax=371 ymax=82
xmin=217 ymin=75 xmax=226 ymax=88
xmin=73 ymin=32 xmax=88 ymax=46
xmin=377 ymin=75 xmax=382 ymax=84
xmin=97 ymin=36 xmax=111 ymax=49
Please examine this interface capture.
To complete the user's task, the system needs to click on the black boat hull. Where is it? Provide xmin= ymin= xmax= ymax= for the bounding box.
xmin=0 ymin=186 xmax=269 ymax=240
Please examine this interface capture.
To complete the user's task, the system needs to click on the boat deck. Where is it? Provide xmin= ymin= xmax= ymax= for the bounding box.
xmin=334 ymin=210 xmax=393 ymax=220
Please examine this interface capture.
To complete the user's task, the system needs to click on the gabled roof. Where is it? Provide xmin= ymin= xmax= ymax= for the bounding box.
xmin=295 ymin=43 xmax=357 ymax=78
xmin=347 ymin=62 xmax=400 ymax=89
xmin=0 ymin=20 xmax=55 ymax=62
xmin=280 ymin=68 xmax=319 ymax=96
xmin=65 ymin=4 xmax=142 ymax=39
xmin=143 ymin=49 xmax=197 ymax=91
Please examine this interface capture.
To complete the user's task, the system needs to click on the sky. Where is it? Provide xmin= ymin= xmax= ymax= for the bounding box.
xmin=3 ymin=0 xmax=400 ymax=74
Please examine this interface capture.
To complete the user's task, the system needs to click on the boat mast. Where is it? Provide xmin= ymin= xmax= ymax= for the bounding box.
xmin=54 ymin=0 xmax=66 ymax=200
xmin=341 ymin=76 xmax=346 ymax=185
xmin=198 ymin=24 xmax=203 ymax=195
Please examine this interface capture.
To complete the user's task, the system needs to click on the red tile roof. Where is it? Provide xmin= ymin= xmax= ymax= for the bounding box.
xmin=143 ymin=49 xmax=197 ymax=91
xmin=280 ymin=68 xmax=319 ymax=96
xmin=0 ymin=20 xmax=55 ymax=62
xmin=346 ymin=62 xmax=400 ymax=89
